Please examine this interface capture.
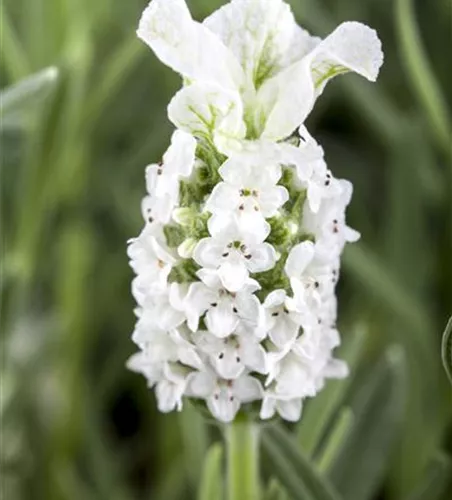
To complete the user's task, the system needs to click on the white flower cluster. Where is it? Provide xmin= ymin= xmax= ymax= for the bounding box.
xmin=127 ymin=0 xmax=383 ymax=423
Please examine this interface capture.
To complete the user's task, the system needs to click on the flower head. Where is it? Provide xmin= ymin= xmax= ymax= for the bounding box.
xmin=127 ymin=0 xmax=383 ymax=423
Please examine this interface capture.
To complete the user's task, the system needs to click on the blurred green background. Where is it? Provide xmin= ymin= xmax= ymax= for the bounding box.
xmin=1 ymin=0 xmax=451 ymax=499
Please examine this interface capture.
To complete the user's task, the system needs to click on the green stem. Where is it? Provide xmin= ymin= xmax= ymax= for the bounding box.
xmin=226 ymin=419 xmax=260 ymax=500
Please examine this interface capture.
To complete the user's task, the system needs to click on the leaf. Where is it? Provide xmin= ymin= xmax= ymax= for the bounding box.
xmin=395 ymin=0 xmax=451 ymax=159
xmin=262 ymin=425 xmax=341 ymax=500
xmin=407 ymin=452 xmax=452 ymax=500
xmin=265 ymin=478 xmax=289 ymax=500
xmin=0 ymin=67 xmax=59 ymax=130
xmin=198 ymin=443 xmax=224 ymax=500
xmin=441 ymin=317 xmax=452 ymax=385
xmin=316 ymin=408 xmax=354 ymax=473
xmin=327 ymin=346 xmax=407 ymax=500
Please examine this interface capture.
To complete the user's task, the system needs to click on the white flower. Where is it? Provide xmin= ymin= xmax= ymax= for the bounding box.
xmin=303 ymin=178 xmax=361 ymax=250
xmin=130 ymin=327 xmax=202 ymax=371
xmin=168 ymin=82 xmax=246 ymax=145
xmin=284 ymin=241 xmax=335 ymax=310
xmin=193 ymin=330 xmax=267 ymax=379
xmin=205 ymin=154 xmax=288 ymax=243
xmin=133 ymin=283 xmax=187 ymax=334
xmin=138 ymin=0 xmax=383 ymax=141
xmin=128 ymin=231 xmax=177 ymax=303
xmin=193 ymin=219 xmax=277 ymax=292
xmin=260 ymin=389 xmax=303 ymax=422
xmin=185 ymin=268 xmax=261 ymax=337
xmin=146 ymin=129 xmax=197 ymax=202
xmin=187 ymin=369 xmax=263 ymax=422
xmin=260 ymin=290 xmax=306 ymax=349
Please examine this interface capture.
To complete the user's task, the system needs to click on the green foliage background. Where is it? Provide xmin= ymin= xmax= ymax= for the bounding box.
xmin=1 ymin=0 xmax=451 ymax=499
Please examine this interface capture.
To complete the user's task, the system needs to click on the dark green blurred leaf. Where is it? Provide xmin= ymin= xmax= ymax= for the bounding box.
xmin=265 ymin=478 xmax=289 ymax=500
xmin=198 ymin=443 xmax=224 ymax=500
xmin=407 ymin=452 xmax=452 ymax=500
xmin=316 ymin=408 xmax=354 ymax=473
xmin=327 ymin=347 xmax=407 ymax=500
xmin=441 ymin=317 xmax=452 ymax=385
xmin=262 ymin=425 xmax=341 ymax=500
xmin=395 ymin=0 xmax=451 ymax=158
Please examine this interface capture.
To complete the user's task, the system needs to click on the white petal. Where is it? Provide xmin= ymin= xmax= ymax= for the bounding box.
xmin=263 ymin=289 xmax=287 ymax=309
xmin=258 ymin=57 xmax=315 ymax=140
xmin=236 ymin=211 xmax=270 ymax=245
xmin=205 ymin=183 xmax=240 ymax=213
xmin=307 ymin=183 xmax=323 ymax=213
xmin=185 ymin=282 xmax=216 ymax=331
xmin=137 ymin=0 xmax=243 ymax=89
xmin=186 ymin=370 xmax=215 ymax=398
xmin=269 ymin=316 xmax=299 ymax=349
xmin=246 ymin=243 xmax=277 ymax=273
xmin=164 ymin=129 xmax=197 ymax=178
xmin=278 ymin=398 xmax=302 ymax=422
xmin=208 ymin=392 xmax=240 ymax=423
xmin=193 ymin=238 xmax=224 ymax=268
xmin=310 ymin=22 xmax=383 ymax=95
xmin=258 ymin=186 xmax=289 ymax=216
xmin=205 ymin=300 xmax=239 ymax=338
xmin=260 ymin=396 xmax=276 ymax=420
xmin=218 ymin=260 xmax=249 ymax=292
xmin=213 ymin=346 xmax=244 ymax=380
xmin=168 ymin=82 xmax=246 ymax=143
xmin=284 ymin=241 xmax=315 ymax=277
xmin=156 ymin=379 xmax=182 ymax=413
xmin=240 ymin=341 xmax=267 ymax=374
xmin=204 ymin=0 xmax=298 ymax=88
xmin=233 ymin=375 xmax=263 ymax=403
xmin=197 ymin=268 xmax=223 ymax=289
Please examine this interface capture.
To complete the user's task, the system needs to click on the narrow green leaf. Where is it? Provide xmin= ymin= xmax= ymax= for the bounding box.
xmin=395 ymin=0 xmax=451 ymax=158
xmin=316 ymin=408 xmax=354 ymax=473
xmin=327 ymin=347 xmax=407 ymax=500
xmin=343 ymin=244 xmax=434 ymax=351
xmin=265 ymin=479 xmax=289 ymax=500
xmin=0 ymin=67 xmax=59 ymax=130
xmin=263 ymin=425 xmax=341 ymax=500
xmin=262 ymin=434 xmax=313 ymax=500
xmin=198 ymin=443 xmax=224 ymax=500
xmin=0 ymin=5 xmax=30 ymax=80
xmin=441 ymin=317 xmax=452 ymax=385
xmin=407 ymin=452 xmax=452 ymax=500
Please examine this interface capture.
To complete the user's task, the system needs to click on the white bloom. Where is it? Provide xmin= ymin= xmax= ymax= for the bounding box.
xmin=168 ymin=82 xmax=246 ymax=145
xmin=193 ymin=330 xmax=267 ymax=379
xmin=303 ymin=178 xmax=361 ymax=250
xmin=260 ymin=290 xmax=304 ymax=348
xmin=187 ymin=369 xmax=263 ymax=422
xmin=146 ymin=129 xmax=197 ymax=201
xmin=185 ymin=269 xmax=261 ymax=337
xmin=206 ymin=154 xmax=288 ymax=243
xmin=260 ymin=390 xmax=303 ymax=422
xmin=285 ymin=241 xmax=335 ymax=310
xmin=193 ymin=219 xmax=277 ymax=292
xmin=128 ymin=231 xmax=177 ymax=303
xmin=128 ymin=0 xmax=382 ymax=423
xmin=138 ymin=0 xmax=383 ymax=142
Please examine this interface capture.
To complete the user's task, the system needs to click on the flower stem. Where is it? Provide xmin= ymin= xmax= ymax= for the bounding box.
xmin=226 ymin=418 xmax=260 ymax=500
